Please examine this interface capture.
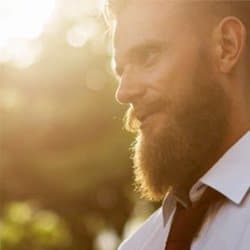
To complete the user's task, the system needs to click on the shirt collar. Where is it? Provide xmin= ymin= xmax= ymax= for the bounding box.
xmin=163 ymin=131 xmax=250 ymax=224
xmin=190 ymin=131 xmax=250 ymax=204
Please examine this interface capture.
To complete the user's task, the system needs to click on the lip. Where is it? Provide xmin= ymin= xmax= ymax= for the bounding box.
xmin=139 ymin=112 xmax=157 ymax=129
xmin=134 ymin=102 xmax=163 ymax=129
xmin=135 ymin=111 xmax=151 ymax=123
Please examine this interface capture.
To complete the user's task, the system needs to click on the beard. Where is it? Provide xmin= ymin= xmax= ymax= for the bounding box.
xmin=125 ymin=59 xmax=230 ymax=203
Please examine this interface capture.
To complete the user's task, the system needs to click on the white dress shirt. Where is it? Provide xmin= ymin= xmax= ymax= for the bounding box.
xmin=118 ymin=131 xmax=250 ymax=250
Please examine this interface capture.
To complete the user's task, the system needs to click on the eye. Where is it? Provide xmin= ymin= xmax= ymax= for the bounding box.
xmin=136 ymin=46 xmax=160 ymax=67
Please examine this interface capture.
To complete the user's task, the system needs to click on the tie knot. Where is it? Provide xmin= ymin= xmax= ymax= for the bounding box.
xmin=193 ymin=187 xmax=225 ymax=208
xmin=165 ymin=188 xmax=225 ymax=250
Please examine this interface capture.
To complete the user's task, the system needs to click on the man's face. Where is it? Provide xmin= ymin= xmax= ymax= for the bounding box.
xmin=114 ymin=1 xmax=230 ymax=202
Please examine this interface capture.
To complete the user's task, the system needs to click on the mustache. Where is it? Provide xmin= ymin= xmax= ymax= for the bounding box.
xmin=124 ymin=106 xmax=140 ymax=132
xmin=124 ymin=97 xmax=167 ymax=132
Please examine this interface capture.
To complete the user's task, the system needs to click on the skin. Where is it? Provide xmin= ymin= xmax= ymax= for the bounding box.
xmin=113 ymin=0 xmax=250 ymax=203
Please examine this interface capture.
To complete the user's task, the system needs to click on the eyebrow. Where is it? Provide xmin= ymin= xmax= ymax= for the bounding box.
xmin=129 ymin=39 xmax=165 ymax=55
xmin=115 ymin=39 xmax=166 ymax=76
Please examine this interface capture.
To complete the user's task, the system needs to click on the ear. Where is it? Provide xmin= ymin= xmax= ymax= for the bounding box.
xmin=214 ymin=16 xmax=247 ymax=74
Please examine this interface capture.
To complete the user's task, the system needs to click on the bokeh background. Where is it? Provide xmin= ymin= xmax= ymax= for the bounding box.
xmin=0 ymin=1 xmax=158 ymax=249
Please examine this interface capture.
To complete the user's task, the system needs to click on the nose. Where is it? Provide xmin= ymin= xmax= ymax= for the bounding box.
xmin=115 ymin=66 xmax=145 ymax=104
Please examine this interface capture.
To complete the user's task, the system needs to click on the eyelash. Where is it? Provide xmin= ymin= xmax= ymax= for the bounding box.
xmin=116 ymin=48 xmax=160 ymax=77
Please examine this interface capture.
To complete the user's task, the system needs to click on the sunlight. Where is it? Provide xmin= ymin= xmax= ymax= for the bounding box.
xmin=82 ymin=0 xmax=106 ymax=13
xmin=96 ymin=0 xmax=106 ymax=12
xmin=66 ymin=20 xmax=99 ymax=48
xmin=0 ymin=0 xmax=56 ymax=48
xmin=0 ymin=88 xmax=21 ymax=110
xmin=95 ymin=229 xmax=119 ymax=250
xmin=0 ymin=40 xmax=43 ymax=68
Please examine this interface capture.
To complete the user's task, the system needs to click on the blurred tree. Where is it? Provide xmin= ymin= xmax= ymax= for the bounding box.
xmin=0 ymin=3 xmax=144 ymax=249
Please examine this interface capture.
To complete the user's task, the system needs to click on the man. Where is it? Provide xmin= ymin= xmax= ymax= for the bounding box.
xmin=106 ymin=0 xmax=250 ymax=249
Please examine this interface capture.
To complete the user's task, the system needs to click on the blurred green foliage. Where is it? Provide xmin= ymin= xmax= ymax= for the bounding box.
xmin=0 ymin=202 xmax=71 ymax=250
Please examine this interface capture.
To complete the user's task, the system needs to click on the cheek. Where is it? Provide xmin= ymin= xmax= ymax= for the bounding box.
xmin=146 ymin=51 xmax=200 ymax=104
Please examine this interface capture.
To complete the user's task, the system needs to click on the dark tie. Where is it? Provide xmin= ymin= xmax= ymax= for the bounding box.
xmin=165 ymin=188 xmax=225 ymax=250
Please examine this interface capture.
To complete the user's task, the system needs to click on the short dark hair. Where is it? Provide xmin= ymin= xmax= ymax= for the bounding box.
xmin=104 ymin=0 xmax=250 ymax=55
xmin=106 ymin=1 xmax=250 ymax=20
xmin=196 ymin=1 xmax=250 ymax=60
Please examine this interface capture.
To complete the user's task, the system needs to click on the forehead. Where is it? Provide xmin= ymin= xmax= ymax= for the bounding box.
xmin=114 ymin=1 xmax=187 ymax=60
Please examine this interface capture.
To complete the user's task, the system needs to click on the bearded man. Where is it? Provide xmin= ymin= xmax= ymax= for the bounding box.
xmin=106 ymin=0 xmax=250 ymax=249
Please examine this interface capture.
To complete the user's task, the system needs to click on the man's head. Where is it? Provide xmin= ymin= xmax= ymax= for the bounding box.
xmin=108 ymin=0 xmax=250 ymax=203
